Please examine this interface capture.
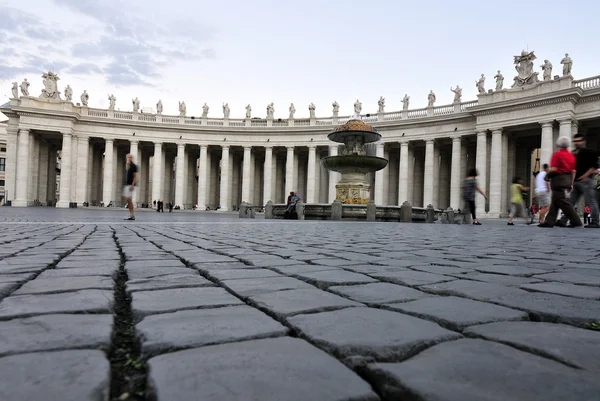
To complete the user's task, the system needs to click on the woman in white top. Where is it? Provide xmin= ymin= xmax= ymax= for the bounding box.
xmin=535 ymin=163 xmax=550 ymax=224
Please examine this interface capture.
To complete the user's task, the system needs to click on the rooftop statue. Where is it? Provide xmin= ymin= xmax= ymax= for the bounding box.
xmin=64 ymin=85 xmax=73 ymax=102
xmin=266 ymin=102 xmax=274 ymax=119
xmin=245 ymin=104 xmax=252 ymax=119
xmin=179 ymin=101 xmax=186 ymax=116
xmin=289 ymin=103 xmax=296 ymax=119
xmin=561 ymin=53 xmax=573 ymax=76
xmin=494 ymin=70 xmax=504 ymax=91
xmin=108 ymin=94 xmax=116 ymax=110
xmin=11 ymin=82 xmax=18 ymax=99
xmin=156 ymin=99 xmax=163 ymax=114
xmin=541 ymin=60 xmax=553 ymax=81
xmin=40 ymin=71 xmax=61 ymax=100
xmin=512 ymin=50 xmax=539 ymax=88
xmin=309 ymin=102 xmax=316 ymax=119
xmin=132 ymin=97 xmax=140 ymax=112
xmin=80 ymin=90 xmax=89 ymax=106
xmin=476 ymin=74 xmax=486 ymax=94
xmin=202 ymin=103 xmax=209 ymax=117
xmin=402 ymin=94 xmax=410 ymax=110
xmin=223 ymin=103 xmax=230 ymax=119
xmin=378 ymin=96 xmax=385 ymax=113
xmin=427 ymin=90 xmax=436 ymax=107
xmin=332 ymin=101 xmax=339 ymax=117
xmin=20 ymin=79 xmax=30 ymax=96
xmin=353 ymin=99 xmax=362 ymax=116
xmin=450 ymin=85 xmax=462 ymax=103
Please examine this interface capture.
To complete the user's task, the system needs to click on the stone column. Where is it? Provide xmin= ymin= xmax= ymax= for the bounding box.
xmin=69 ymin=136 xmax=78 ymax=204
xmin=306 ymin=145 xmax=316 ymax=203
xmin=29 ymin=133 xmax=39 ymax=202
xmin=475 ymin=131 xmax=488 ymax=215
xmin=285 ymin=146 xmax=294 ymax=197
xmin=450 ymin=136 xmax=462 ymax=209
xmin=489 ymin=129 xmax=503 ymax=217
xmin=56 ymin=132 xmax=72 ymax=208
xmin=38 ymin=141 xmax=49 ymax=204
xmin=175 ymin=143 xmax=185 ymax=207
xmin=328 ymin=145 xmax=339 ymax=202
xmin=102 ymin=139 xmax=114 ymax=206
xmin=423 ymin=139 xmax=435 ymax=207
xmin=112 ymin=145 xmax=119 ymax=203
xmin=197 ymin=145 xmax=208 ymax=209
xmin=5 ymin=126 xmax=18 ymax=203
xmin=151 ymin=142 xmax=163 ymax=204
xmin=374 ymin=142 xmax=385 ymax=204
xmin=540 ymin=122 xmax=554 ymax=166
xmin=76 ymin=137 xmax=89 ymax=205
xmin=129 ymin=140 xmax=139 ymax=204
xmin=13 ymin=129 xmax=30 ymax=207
xmin=398 ymin=141 xmax=409 ymax=204
xmin=219 ymin=146 xmax=230 ymax=211
xmin=559 ymin=119 xmax=572 ymax=141
xmin=241 ymin=146 xmax=252 ymax=202
xmin=263 ymin=146 xmax=273 ymax=204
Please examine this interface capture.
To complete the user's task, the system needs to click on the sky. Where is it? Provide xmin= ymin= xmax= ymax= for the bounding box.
xmin=1 ymin=0 xmax=600 ymax=120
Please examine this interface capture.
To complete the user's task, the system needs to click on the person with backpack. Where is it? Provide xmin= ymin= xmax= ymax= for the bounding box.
xmin=463 ymin=168 xmax=488 ymax=225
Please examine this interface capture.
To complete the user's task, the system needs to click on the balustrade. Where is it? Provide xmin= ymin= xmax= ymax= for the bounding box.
xmin=407 ymin=108 xmax=428 ymax=118
xmin=433 ymin=105 xmax=454 ymax=115
xmin=573 ymin=75 xmax=600 ymax=90
xmin=114 ymin=112 xmax=132 ymax=120
xmin=88 ymin=108 xmax=108 ymax=117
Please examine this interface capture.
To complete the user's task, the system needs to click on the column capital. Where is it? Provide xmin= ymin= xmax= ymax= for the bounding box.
xmin=19 ymin=128 xmax=30 ymax=134
xmin=243 ymin=146 xmax=252 ymax=151
xmin=61 ymin=131 xmax=72 ymax=138
xmin=425 ymin=139 xmax=434 ymax=145
xmin=221 ymin=145 xmax=230 ymax=150
xmin=78 ymin=136 xmax=90 ymax=143
xmin=199 ymin=144 xmax=208 ymax=150
xmin=286 ymin=146 xmax=294 ymax=151
xmin=6 ymin=125 xmax=19 ymax=135
xmin=153 ymin=141 xmax=163 ymax=146
xmin=177 ymin=142 xmax=186 ymax=148
xmin=539 ymin=120 xmax=554 ymax=128
xmin=106 ymin=138 xmax=114 ymax=144
xmin=451 ymin=135 xmax=462 ymax=142
xmin=491 ymin=128 xmax=503 ymax=134
xmin=129 ymin=139 xmax=139 ymax=145
xmin=476 ymin=131 xmax=487 ymax=137
xmin=398 ymin=139 xmax=410 ymax=146
xmin=308 ymin=144 xmax=317 ymax=150
xmin=264 ymin=145 xmax=273 ymax=151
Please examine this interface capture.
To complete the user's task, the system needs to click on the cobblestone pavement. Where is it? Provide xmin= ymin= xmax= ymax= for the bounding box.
xmin=1 ymin=208 xmax=599 ymax=401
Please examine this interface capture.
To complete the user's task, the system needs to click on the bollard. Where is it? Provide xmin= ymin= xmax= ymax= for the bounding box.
xmin=239 ymin=202 xmax=248 ymax=218
xmin=331 ymin=199 xmax=343 ymax=221
xmin=366 ymin=201 xmax=376 ymax=221
xmin=426 ymin=204 xmax=435 ymax=223
xmin=446 ymin=207 xmax=455 ymax=224
xmin=296 ymin=200 xmax=305 ymax=220
xmin=399 ymin=201 xmax=412 ymax=222
xmin=462 ymin=208 xmax=473 ymax=224
xmin=265 ymin=201 xmax=274 ymax=219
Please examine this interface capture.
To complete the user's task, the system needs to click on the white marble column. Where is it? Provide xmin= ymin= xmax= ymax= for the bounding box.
xmin=489 ymin=129 xmax=503 ymax=217
xmin=540 ymin=121 xmax=554 ymax=166
xmin=197 ymin=145 xmax=208 ymax=209
xmin=175 ymin=143 xmax=185 ymax=207
xmin=306 ymin=145 xmax=316 ymax=203
xmin=69 ymin=136 xmax=78 ymax=203
xmin=559 ymin=119 xmax=572 ymax=141
xmin=241 ymin=146 xmax=252 ymax=202
xmin=450 ymin=136 xmax=462 ymax=209
xmin=423 ymin=139 xmax=435 ymax=207
xmin=475 ymin=132 xmax=488 ymax=215
xmin=75 ymin=137 xmax=89 ymax=205
xmin=56 ymin=132 xmax=72 ymax=208
xmin=151 ymin=142 xmax=163 ymax=204
xmin=13 ymin=129 xmax=30 ymax=207
xmin=219 ymin=146 xmax=230 ymax=211
xmin=374 ymin=142 xmax=385 ymax=204
xmin=5 ymin=126 xmax=18 ymax=203
xmin=38 ymin=141 xmax=49 ymax=204
xmin=285 ymin=146 xmax=294 ymax=197
xmin=328 ymin=145 xmax=339 ymax=202
xmin=102 ymin=139 xmax=114 ymax=206
xmin=29 ymin=133 xmax=39 ymax=202
xmin=129 ymin=140 xmax=139 ymax=204
xmin=263 ymin=147 xmax=273 ymax=204
xmin=398 ymin=141 xmax=409 ymax=204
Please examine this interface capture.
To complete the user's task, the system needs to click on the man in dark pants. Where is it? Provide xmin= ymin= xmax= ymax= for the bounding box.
xmin=556 ymin=133 xmax=599 ymax=228
xmin=539 ymin=136 xmax=582 ymax=228
xmin=123 ymin=154 xmax=138 ymax=221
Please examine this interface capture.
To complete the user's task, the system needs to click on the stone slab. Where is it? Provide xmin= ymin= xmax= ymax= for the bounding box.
xmin=0 ymin=282 xmax=19 ymax=298
xmin=421 ymin=279 xmax=524 ymax=301
xmin=126 ymin=273 xmax=214 ymax=293
xmin=250 ymin=288 xmax=363 ymax=317
xmin=289 ymin=307 xmax=461 ymax=361
xmin=364 ymin=339 xmax=600 ymax=401
xmin=0 ymin=350 xmax=110 ymax=401
xmin=370 ymin=271 xmax=455 ymax=286
xmin=0 ymin=289 xmax=113 ymax=320
xmin=39 ymin=266 xmax=118 ymax=279
xmin=55 ymin=259 xmax=119 ymax=269
xmin=126 ymin=266 xmax=195 ymax=279
xmin=14 ymin=276 xmax=114 ymax=295
xmin=460 ymin=273 xmax=543 ymax=286
xmin=0 ymin=273 xmax=35 ymax=283
xmin=192 ymin=261 xmax=252 ymax=271
xmin=291 ymin=269 xmax=377 ymax=288
xmin=465 ymin=321 xmax=600 ymax=372
xmin=384 ymin=296 xmax=528 ymax=331
xmin=207 ymin=268 xmax=283 ymax=281
xmin=329 ymin=282 xmax=431 ymax=305
xmin=131 ymin=287 xmax=243 ymax=319
xmin=532 ymin=271 xmax=600 ymax=286
xmin=222 ymin=276 xmax=314 ymax=297
xmin=147 ymin=337 xmax=379 ymax=401
xmin=521 ymin=282 xmax=600 ymax=300
xmin=0 ymin=314 xmax=113 ymax=357
xmin=125 ymin=259 xmax=187 ymax=269
xmin=269 ymin=264 xmax=338 ymax=275
xmin=471 ymin=264 xmax=547 ymax=276
xmin=137 ymin=305 xmax=288 ymax=356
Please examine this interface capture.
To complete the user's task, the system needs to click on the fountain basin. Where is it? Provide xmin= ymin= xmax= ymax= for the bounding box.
xmin=320 ymin=155 xmax=388 ymax=174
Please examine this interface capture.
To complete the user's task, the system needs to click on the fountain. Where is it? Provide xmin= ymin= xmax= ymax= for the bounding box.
xmin=320 ymin=119 xmax=388 ymax=204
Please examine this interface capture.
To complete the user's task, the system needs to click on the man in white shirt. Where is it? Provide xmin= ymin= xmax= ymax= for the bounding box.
xmin=535 ymin=163 xmax=550 ymax=224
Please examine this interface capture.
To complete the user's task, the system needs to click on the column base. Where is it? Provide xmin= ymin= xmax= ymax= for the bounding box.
xmin=11 ymin=199 xmax=28 ymax=207
xmin=56 ymin=201 xmax=70 ymax=209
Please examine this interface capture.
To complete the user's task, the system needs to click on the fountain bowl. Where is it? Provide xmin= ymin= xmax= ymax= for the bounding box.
xmin=320 ymin=155 xmax=388 ymax=174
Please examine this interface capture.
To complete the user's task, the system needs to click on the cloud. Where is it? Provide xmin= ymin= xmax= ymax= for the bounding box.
xmin=0 ymin=6 xmax=66 ymax=44
xmin=68 ymin=63 xmax=103 ymax=75
xmin=0 ymin=65 xmax=40 ymax=80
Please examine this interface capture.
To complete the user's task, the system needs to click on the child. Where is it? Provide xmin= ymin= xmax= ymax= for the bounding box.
xmin=527 ymin=202 xmax=537 ymax=225
xmin=508 ymin=177 xmax=530 ymax=225
xmin=584 ymin=205 xmax=591 ymax=225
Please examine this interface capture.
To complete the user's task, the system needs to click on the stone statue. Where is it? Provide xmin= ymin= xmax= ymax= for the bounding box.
xmin=132 ymin=97 xmax=140 ymax=112
xmin=561 ymin=53 xmax=572 ymax=76
xmin=108 ymin=94 xmax=116 ymax=110
xmin=11 ymin=82 xmax=18 ymax=99
xmin=308 ymin=102 xmax=316 ymax=119
xmin=245 ymin=104 xmax=252 ymax=119
xmin=20 ymin=79 xmax=30 ymax=96
xmin=353 ymin=99 xmax=362 ymax=116
xmin=223 ymin=103 xmax=230 ymax=119
xmin=40 ymin=71 xmax=61 ymax=100
xmin=156 ymin=100 xmax=163 ymax=114
xmin=332 ymin=101 xmax=339 ymax=117
xmin=266 ymin=102 xmax=274 ymax=119
xmin=512 ymin=50 xmax=539 ymax=88
xmin=476 ymin=74 xmax=486 ymax=94
xmin=80 ymin=90 xmax=89 ymax=106
xmin=427 ymin=90 xmax=436 ymax=107
xmin=377 ymin=96 xmax=385 ymax=113
xmin=289 ymin=103 xmax=296 ymax=119
xmin=179 ymin=101 xmax=186 ymax=116
xmin=494 ymin=70 xmax=504 ymax=91
xmin=402 ymin=94 xmax=410 ymax=110
xmin=64 ymin=85 xmax=73 ymax=102
xmin=450 ymin=85 xmax=462 ymax=103
xmin=541 ymin=60 xmax=553 ymax=81
xmin=202 ymin=103 xmax=209 ymax=117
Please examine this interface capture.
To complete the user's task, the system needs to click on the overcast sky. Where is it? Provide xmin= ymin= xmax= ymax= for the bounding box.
xmin=1 ymin=0 xmax=599 ymax=120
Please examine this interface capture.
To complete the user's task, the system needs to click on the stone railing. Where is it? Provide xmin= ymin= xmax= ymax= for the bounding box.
xmin=573 ymin=75 xmax=600 ymax=90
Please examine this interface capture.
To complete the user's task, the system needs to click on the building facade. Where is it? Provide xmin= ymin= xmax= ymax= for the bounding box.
xmin=2 ymin=58 xmax=600 ymax=215
xmin=0 ymin=121 xmax=6 ymax=205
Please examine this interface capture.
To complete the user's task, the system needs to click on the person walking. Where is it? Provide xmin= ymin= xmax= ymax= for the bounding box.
xmin=535 ymin=164 xmax=551 ymax=224
xmin=539 ymin=136 xmax=582 ymax=228
xmin=507 ymin=177 xmax=529 ymax=225
xmin=463 ymin=168 xmax=487 ymax=225
xmin=555 ymin=133 xmax=599 ymax=228
xmin=123 ymin=153 xmax=138 ymax=221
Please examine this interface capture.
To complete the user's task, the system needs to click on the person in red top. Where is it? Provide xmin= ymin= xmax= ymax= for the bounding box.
xmin=539 ymin=136 xmax=582 ymax=227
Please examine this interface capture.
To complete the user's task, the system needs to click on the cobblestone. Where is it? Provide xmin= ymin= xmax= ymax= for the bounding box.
xmin=0 ymin=208 xmax=599 ymax=400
